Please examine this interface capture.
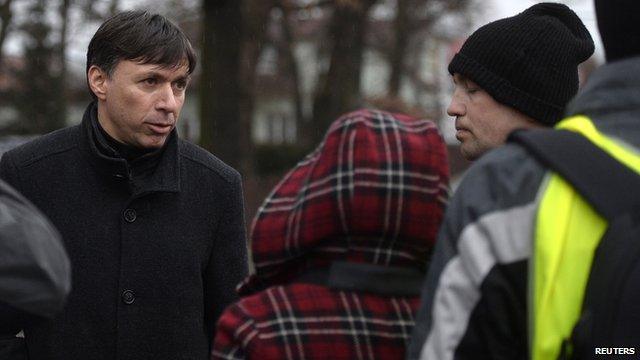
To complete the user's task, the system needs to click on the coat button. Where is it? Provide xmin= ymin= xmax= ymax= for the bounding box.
xmin=123 ymin=208 xmax=137 ymax=223
xmin=122 ymin=290 xmax=135 ymax=304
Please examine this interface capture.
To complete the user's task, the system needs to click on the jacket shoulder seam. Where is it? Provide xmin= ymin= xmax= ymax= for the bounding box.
xmin=179 ymin=152 xmax=237 ymax=185
xmin=18 ymin=144 xmax=78 ymax=168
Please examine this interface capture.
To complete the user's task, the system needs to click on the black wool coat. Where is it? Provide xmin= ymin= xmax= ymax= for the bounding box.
xmin=0 ymin=103 xmax=248 ymax=360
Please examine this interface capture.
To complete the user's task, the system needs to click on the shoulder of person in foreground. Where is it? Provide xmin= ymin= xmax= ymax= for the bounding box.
xmin=0 ymin=127 xmax=78 ymax=169
xmin=0 ymin=179 xmax=71 ymax=319
xmin=407 ymin=143 xmax=547 ymax=360
xmin=186 ymin=138 xmax=250 ymax=336
xmin=178 ymin=139 xmax=242 ymax=185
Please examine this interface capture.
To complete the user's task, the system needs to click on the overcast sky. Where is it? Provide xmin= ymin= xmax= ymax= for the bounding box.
xmin=5 ymin=0 xmax=603 ymax=72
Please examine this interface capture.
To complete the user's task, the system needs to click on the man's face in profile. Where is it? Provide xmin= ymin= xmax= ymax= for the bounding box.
xmin=447 ymin=73 xmax=538 ymax=160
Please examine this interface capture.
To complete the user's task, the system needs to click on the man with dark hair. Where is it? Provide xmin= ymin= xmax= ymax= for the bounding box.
xmin=0 ymin=11 xmax=247 ymax=360
xmin=408 ymin=0 xmax=640 ymax=359
xmin=447 ymin=3 xmax=594 ymax=160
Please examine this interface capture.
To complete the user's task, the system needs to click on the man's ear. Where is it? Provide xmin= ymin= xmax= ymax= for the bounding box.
xmin=88 ymin=65 xmax=108 ymax=100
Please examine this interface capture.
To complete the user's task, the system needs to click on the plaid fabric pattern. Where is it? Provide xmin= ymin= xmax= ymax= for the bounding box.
xmin=212 ymin=284 xmax=421 ymax=360
xmin=241 ymin=109 xmax=449 ymax=291
xmin=212 ymin=109 xmax=449 ymax=359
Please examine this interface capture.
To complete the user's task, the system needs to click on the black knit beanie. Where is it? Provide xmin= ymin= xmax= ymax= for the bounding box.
xmin=448 ymin=3 xmax=594 ymax=126
xmin=595 ymin=0 xmax=640 ymax=63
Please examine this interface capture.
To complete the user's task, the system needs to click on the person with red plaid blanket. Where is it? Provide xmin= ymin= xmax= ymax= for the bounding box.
xmin=211 ymin=109 xmax=450 ymax=359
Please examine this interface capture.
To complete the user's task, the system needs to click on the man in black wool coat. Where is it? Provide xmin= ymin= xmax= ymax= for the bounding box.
xmin=0 ymin=10 xmax=248 ymax=360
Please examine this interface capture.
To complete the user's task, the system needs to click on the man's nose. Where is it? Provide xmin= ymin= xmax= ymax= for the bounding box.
xmin=447 ymin=92 xmax=465 ymax=117
xmin=156 ymin=84 xmax=179 ymax=113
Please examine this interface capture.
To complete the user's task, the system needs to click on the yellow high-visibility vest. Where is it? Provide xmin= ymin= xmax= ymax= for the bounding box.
xmin=531 ymin=115 xmax=640 ymax=360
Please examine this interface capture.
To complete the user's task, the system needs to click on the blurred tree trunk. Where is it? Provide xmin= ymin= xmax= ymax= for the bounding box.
xmin=388 ymin=0 xmax=409 ymax=97
xmin=12 ymin=0 xmax=65 ymax=134
xmin=0 ymin=0 xmax=14 ymax=68
xmin=200 ymin=0 xmax=275 ymax=175
xmin=310 ymin=0 xmax=378 ymax=142
xmin=57 ymin=0 xmax=70 ymax=124
xmin=238 ymin=0 xmax=277 ymax=173
xmin=200 ymin=0 xmax=244 ymax=170
xmin=277 ymin=1 xmax=305 ymax=145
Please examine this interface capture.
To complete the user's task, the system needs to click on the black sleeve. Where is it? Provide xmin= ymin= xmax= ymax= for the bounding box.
xmin=203 ymin=171 xmax=249 ymax=341
xmin=454 ymin=261 xmax=529 ymax=360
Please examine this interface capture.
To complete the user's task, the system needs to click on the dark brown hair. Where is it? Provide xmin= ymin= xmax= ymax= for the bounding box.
xmin=86 ymin=10 xmax=197 ymax=97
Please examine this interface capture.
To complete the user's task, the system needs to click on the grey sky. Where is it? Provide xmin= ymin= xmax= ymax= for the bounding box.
xmin=4 ymin=1 xmax=602 ymax=75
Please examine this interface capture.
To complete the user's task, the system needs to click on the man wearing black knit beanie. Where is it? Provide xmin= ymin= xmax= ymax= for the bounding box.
xmin=408 ymin=1 xmax=640 ymax=359
xmin=447 ymin=2 xmax=594 ymax=160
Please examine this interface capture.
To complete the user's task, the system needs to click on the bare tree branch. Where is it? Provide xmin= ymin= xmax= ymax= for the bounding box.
xmin=58 ymin=0 xmax=71 ymax=121
xmin=276 ymin=0 xmax=305 ymax=137
xmin=0 ymin=0 xmax=15 ymax=68
xmin=109 ymin=0 xmax=119 ymax=16
xmin=388 ymin=0 xmax=410 ymax=96
xmin=311 ymin=0 xmax=379 ymax=141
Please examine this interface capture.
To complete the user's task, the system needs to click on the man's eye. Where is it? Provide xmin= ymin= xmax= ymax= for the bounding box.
xmin=144 ymin=78 xmax=157 ymax=86
xmin=174 ymin=81 xmax=187 ymax=90
xmin=467 ymin=88 xmax=478 ymax=94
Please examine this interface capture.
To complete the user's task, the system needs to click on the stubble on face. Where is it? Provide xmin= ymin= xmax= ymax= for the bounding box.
xmin=97 ymin=60 xmax=190 ymax=149
xmin=449 ymin=74 xmax=540 ymax=161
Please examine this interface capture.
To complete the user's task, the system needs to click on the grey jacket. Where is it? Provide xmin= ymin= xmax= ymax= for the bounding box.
xmin=0 ymin=178 xmax=70 ymax=323
xmin=407 ymin=56 xmax=640 ymax=359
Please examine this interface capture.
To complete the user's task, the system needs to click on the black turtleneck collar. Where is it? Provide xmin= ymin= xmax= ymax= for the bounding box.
xmin=95 ymin=119 xmax=155 ymax=163
xmin=81 ymin=101 xmax=181 ymax=196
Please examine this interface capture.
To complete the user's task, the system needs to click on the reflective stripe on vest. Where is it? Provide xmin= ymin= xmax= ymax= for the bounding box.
xmin=532 ymin=115 xmax=640 ymax=360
